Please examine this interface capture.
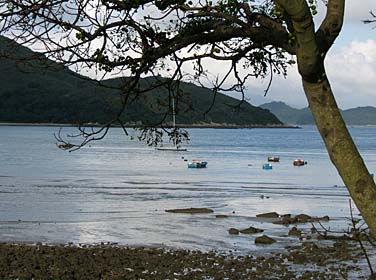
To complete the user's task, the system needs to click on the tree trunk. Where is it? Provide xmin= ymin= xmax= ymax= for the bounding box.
xmin=274 ymin=0 xmax=376 ymax=237
xmin=303 ymin=78 xmax=376 ymax=237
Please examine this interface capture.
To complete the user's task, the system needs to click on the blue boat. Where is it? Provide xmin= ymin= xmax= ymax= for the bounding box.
xmin=262 ymin=163 xmax=273 ymax=170
xmin=188 ymin=161 xmax=208 ymax=168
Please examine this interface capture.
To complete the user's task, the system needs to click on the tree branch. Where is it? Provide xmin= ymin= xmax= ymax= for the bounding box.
xmin=317 ymin=0 xmax=345 ymax=54
xmin=274 ymin=0 xmax=321 ymax=82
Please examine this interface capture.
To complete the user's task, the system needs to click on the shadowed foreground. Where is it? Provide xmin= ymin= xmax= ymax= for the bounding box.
xmin=0 ymin=242 xmax=367 ymax=280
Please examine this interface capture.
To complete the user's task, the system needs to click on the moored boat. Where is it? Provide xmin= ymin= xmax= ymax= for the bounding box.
xmin=188 ymin=161 xmax=208 ymax=168
xmin=267 ymin=156 xmax=280 ymax=162
xmin=262 ymin=163 xmax=273 ymax=170
xmin=293 ymin=159 xmax=307 ymax=166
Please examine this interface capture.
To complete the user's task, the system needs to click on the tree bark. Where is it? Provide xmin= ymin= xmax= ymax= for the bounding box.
xmin=275 ymin=0 xmax=376 ymax=237
xmin=303 ymin=79 xmax=376 ymax=237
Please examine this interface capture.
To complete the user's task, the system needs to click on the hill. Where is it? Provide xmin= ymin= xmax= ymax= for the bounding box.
xmin=260 ymin=101 xmax=376 ymax=125
xmin=0 ymin=36 xmax=282 ymax=127
xmin=259 ymin=102 xmax=311 ymax=125
xmin=341 ymin=106 xmax=376 ymax=126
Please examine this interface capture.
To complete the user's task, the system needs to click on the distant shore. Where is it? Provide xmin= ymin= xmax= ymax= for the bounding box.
xmin=0 ymin=122 xmax=300 ymax=129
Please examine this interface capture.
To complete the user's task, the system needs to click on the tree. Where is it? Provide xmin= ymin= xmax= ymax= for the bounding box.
xmin=1 ymin=0 xmax=376 ymax=237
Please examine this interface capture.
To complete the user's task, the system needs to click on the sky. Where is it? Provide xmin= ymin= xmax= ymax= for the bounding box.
xmin=246 ymin=0 xmax=376 ymax=109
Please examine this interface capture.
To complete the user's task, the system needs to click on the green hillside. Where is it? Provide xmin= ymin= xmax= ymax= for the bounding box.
xmin=0 ymin=36 xmax=282 ymax=126
xmin=342 ymin=107 xmax=376 ymax=126
xmin=260 ymin=102 xmax=314 ymax=125
xmin=261 ymin=101 xmax=376 ymax=126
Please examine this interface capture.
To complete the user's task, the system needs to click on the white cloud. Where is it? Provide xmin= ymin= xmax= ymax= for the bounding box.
xmin=247 ymin=39 xmax=376 ymax=109
xmin=325 ymin=39 xmax=376 ymax=109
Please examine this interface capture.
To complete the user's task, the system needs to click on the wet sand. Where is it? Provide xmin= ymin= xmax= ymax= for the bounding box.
xmin=0 ymin=239 xmax=372 ymax=280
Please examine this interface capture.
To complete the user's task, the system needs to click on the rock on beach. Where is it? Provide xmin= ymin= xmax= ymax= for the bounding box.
xmin=256 ymin=212 xmax=279 ymax=218
xmin=255 ymin=235 xmax=277 ymax=244
xmin=165 ymin=208 xmax=214 ymax=214
xmin=239 ymin=227 xmax=264 ymax=234
xmin=228 ymin=228 xmax=240 ymax=235
xmin=288 ymin=227 xmax=302 ymax=237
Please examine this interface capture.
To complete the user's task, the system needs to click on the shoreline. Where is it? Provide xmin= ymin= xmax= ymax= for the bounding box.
xmin=0 ymin=239 xmax=371 ymax=279
xmin=0 ymin=122 xmax=300 ymax=129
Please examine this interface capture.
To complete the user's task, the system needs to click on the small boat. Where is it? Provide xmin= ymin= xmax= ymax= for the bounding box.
xmin=188 ymin=161 xmax=208 ymax=168
xmin=262 ymin=163 xmax=273 ymax=170
xmin=267 ymin=156 xmax=280 ymax=162
xmin=293 ymin=159 xmax=307 ymax=166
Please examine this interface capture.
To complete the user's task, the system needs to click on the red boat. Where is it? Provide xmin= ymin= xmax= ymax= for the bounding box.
xmin=293 ymin=159 xmax=307 ymax=166
xmin=267 ymin=156 xmax=280 ymax=162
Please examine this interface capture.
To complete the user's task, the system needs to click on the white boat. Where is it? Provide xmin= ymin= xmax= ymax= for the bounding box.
xmin=156 ymin=97 xmax=187 ymax=151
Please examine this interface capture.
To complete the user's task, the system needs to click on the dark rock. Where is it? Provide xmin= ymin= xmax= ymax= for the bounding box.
xmin=312 ymin=215 xmax=330 ymax=222
xmin=165 ymin=208 xmax=214 ymax=214
xmin=228 ymin=228 xmax=240 ymax=235
xmin=280 ymin=214 xmax=291 ymax=218
xmin=295 ymin=214 xmax=311 ymax=223
xmin=215 ymin=215 xmax=229 ymax=218
xmin=273 ymin=216 xmax=296 ymax=225
xmin=317 ymin=234 xmax=351 ymax=241
xmin=239 ymin=227 xmax=264 ymax=234
xmin=288 ymin=227 xmax=302 ymax=236
xmin=256 ymin=212 xmax=279 ymax=218
xmin=255 ymin=235 xmax=276 ymax=244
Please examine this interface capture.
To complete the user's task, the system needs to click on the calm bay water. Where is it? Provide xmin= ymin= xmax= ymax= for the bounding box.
xmin=1 ymin=125 xmax=376 ymax=253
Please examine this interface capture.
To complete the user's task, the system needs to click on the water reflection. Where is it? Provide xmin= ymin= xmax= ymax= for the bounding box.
xmin=0 ymin=126 xmax=375 ymax=252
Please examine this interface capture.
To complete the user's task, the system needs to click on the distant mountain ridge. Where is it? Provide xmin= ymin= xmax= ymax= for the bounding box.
xmin=260 ymin=101 xmax=376 ymax=125
xmin=0 ymin=36 xmax=282 ymax=127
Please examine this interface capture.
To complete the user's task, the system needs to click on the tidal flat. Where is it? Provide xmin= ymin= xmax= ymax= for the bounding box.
xmin=1 ymin=126 xmax=376 ymax=278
